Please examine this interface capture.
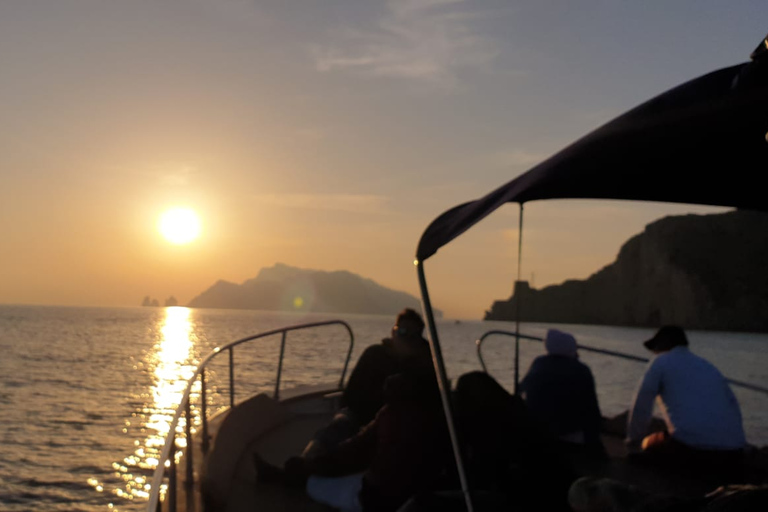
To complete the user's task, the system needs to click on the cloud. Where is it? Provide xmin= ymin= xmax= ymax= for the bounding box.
xmin=253 ymin=193 xmax=391 ymax=215
xmin=311 ymin=0 xmax=497 ymax=85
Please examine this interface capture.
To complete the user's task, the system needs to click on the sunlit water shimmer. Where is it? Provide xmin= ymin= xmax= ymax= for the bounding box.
xmin=1 ymin=305 xmax=767 ymax=511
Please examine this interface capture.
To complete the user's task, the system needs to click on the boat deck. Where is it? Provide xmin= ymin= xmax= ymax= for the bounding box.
xmin=198 ymin=385 xmax=340 ymax=512
xmin=164 ymin=386 xmax=765 ymax=512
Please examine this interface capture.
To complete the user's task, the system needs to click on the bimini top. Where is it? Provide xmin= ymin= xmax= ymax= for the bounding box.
xmin=417 ymin=36 xmax=768 ymax=262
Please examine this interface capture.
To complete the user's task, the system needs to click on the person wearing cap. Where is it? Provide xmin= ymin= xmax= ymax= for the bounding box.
xmin=301 ymin=308 xmax=434 ymax=462
xmin=520 ymin=329 xmax=605 ymax=460
xmin=338 ymin=308 xmax=433 ymax=427
xmin=626 ymin=325 xmax=746 ymax=481
xmin=254 ymin=309 xmax=440 ymax=512
xmin=256 ymin=371 xmax=450 ymax=512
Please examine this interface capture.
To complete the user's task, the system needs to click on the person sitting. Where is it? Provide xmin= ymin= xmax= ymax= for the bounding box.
xmin=453 ymin=371 xmax=578 ymax=512
xmin=626 ymin=325 xmax=746 ymax=486
xmin=519 ymin=329 xmax=606 ymax=463
xmin=303 ymin=308 xmax=434 ymax=461
xmin=256 ymin=371 xmax=450 ymax=512
xmin=340 ymin=308 xmax=433 ymax=423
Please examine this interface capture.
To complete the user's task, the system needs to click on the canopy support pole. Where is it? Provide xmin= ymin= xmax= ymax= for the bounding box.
xmin=416 ymin=260 xmax=474 ymax=512
xmin=514 ymin=203 xmax=525 ymax=395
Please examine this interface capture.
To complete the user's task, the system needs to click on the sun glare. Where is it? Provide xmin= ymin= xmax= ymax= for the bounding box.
xmin=158 ymin=208 xmax=201 ymax=245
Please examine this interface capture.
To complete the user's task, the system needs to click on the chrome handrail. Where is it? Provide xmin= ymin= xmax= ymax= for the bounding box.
xmin=476 ymin=329 xmax=768 ymax=396
xmin=146 ymin=320 xmax=355 ymax=512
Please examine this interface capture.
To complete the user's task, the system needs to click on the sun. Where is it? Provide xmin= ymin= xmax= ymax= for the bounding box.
xmin=158 ymin=208 xmax=201 ymax=245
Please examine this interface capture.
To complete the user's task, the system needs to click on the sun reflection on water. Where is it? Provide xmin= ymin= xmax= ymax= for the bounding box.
xmin=95 ymin=307 xmax=201 ymax=510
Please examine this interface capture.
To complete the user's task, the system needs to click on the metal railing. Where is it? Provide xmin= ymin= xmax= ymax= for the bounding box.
xmin=476 ymin=329 xmax=768 ymax=396
xmin=146 ymin=320 xmax=355 ymax=512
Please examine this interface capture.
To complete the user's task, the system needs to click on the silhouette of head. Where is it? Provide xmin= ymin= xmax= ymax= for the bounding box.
xmin=643 ymin=325 xmax=688 ymax=353
xmin=544 ymin=329 xmax=578 ymax=358
xmin=392 ymin=308 xmax=425 ymax=341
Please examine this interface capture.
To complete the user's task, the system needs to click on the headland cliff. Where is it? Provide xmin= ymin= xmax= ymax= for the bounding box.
xmin=485 ymin=210 xmax=768 ymax=332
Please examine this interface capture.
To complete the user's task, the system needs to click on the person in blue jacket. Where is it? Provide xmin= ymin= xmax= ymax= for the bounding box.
xmin=520 ymin=329 xmax=605 ymax=460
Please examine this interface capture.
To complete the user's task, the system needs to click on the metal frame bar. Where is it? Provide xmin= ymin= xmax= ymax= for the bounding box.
xmin=168 ymin=439 xmax=177 ymax=512
xmin=228 ymin=348 xmax=235 ymax=408
xmin=275 ymin=331 xmax=287 ymax=400
xmin=184 ymin=401 xmax=195 ymax=512
xmin=201 ymin=369 xmax=209 ymax=455
xmin=417 ymin=260 xmax=474 ymax=512
xmin=513 ymin=204 xmax=524 ymax=395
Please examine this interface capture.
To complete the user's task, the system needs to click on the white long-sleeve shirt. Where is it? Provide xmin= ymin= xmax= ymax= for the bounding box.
xmin=627 ymin=346 xmax=746 ymax=450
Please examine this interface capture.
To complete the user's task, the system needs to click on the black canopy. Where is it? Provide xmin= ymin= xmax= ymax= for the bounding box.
xmin=417 ymin=46 xmax=768 ymax=262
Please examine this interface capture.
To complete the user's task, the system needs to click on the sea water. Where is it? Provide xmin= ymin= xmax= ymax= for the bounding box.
xmin=1 ymin=305 xmax=766 ymax=511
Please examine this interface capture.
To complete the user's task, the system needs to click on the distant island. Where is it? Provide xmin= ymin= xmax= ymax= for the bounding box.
xmin=141 ymin=296 xmax=160 ymax=307
xmin=187 ymin=263 xmax=441 ymax=317
xmin=485 ymin=210 xmax=768 ymax=332
xmin=141 ymin=296 xmax=178 ymax=307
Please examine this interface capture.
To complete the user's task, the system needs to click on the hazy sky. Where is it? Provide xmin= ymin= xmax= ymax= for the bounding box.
xmin=1 ymin=1 xmax=763 ymax=318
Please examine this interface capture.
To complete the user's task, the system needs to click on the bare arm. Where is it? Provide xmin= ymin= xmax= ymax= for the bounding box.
xmin=626 ymin=360 xmax=662 ymax=446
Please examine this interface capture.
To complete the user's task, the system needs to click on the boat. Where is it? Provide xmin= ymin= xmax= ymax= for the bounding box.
xmin=145 ymin=33 xmax=768 ymax=512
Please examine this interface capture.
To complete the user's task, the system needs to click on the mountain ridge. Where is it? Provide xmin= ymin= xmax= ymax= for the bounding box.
xmin=187 ymin=263 xmax=441 ymax=317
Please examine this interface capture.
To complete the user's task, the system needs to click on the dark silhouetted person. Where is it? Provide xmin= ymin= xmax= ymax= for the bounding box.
xmin=341 ymin=308 xmax=433 ymax=422
xmin=626 ymin=325 xmax=746 ymax=486
xmin=302 ymin=308 xmax=433 ymax=461
xmin=520 ymin=329 xmax=606 ymax=462
xmin=454 ymin=371 xmax=577 ymax=512
xmin=256 ymin=372 xmax=450 ymax=512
